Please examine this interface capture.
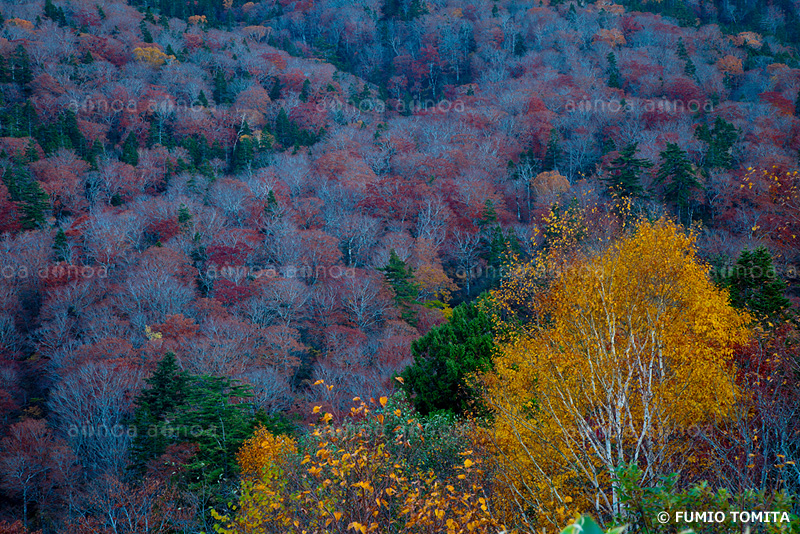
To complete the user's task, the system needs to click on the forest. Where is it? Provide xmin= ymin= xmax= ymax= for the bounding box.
xmin=0 ymin=0 xmax=798 ymax=532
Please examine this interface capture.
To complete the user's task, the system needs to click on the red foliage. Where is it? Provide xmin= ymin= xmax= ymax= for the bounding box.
xmin=621 ymin=15 xmax=643 ymax=35
xmin=0 ymin=419 xmax=79 ymax=532
xmin=213 ymin=279 xmax=255 ymax=306
xmin=183 ymin=33 xmax=203 ymax=51
xmin=31 ymin=153 xmax=89 ymax=216
xmin=314 ymin=150 xmax=377 ymax=188
xmin=145 ymin=218 xmax=182 ymax=243
xmin=695 ymin=323 xmax=800 ymax=490
xmin=207 ymin=243 xmax=253 ymax=267
xmin=0 ymin=138 xmax=36 ymax=160
xmin=79 ymin=35 xmax=129 ymax=66
xmin=0 ymin=521 xmax=41 ymax=534
xmin=288 ymin=102 xmax=327 ymax=131
xmin=261 ymin=52 xmax=288 ymax=71
xmin=299 ymin=229 xmax=342 ymax=278
xmin=663 ymin=76 xmax=705 ymax=103
xmin=759 ymin=92 xmax=795 ymax=116
xmin=0 ymin=181 xmax=20 ymax=233
xmin=280 ymin=69 xmax=308 ymax=92
xmin=152 ymin=314 xmax=201 ymax=344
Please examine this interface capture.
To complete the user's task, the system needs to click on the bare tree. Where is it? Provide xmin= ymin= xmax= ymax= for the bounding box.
xmin=450 ymin=228 xmax=482 ymax=294
xmin=415 ymin=195 xmax=450 ymax=251
xmin=238 ymin=367 xmax=293 ymax=414
xmin=48 ymin=363 xmax=143 ymax=475
xmin=339 ymin=271 xmax=392 ymax=332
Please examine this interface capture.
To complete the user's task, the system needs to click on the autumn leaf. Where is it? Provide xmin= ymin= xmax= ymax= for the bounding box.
xmin=483 ymin=218 xmax=751 ymax=526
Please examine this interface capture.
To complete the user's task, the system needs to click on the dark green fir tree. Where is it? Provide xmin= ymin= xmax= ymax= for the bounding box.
xmin=684 ymin=58 xmax=697 ymax=80
xmin=677 ymin=38 xmax=689 ymax=61
xmin=717 ymin=247 xmax=791 ymax=320
xmin=695 ymin=117 xmax=738 ymax=170
xmin=543 ymin=128 xmax=562 ymax=172
xmin=213 ymin=69 xmax=230 ymax=105
xmin=299 ymin=79 xmax=311 ymax=102
xmin=231 ymin=120 xmax=255 ymax=173
xmin=139 ymin=20 xmax=153 ymax=43
xmin=401 ymin=296 xmax=495 ymax=416
xmin=120 ymin=132 xmax=139 ymax=166
xmin=567 ymin=3 xmax=577 ymax=24
xmin=2 ymin=165 xmax=49 ymax=229
xmin=269 ymin=76 xmax=283 ymax=101
xmin=53 ymin=228 xmax=69 ymax=262
xmin=129 ymin=352 xmax=190 ymax=473
xmin=654 ymin=143 xmax=701 ymax=225
xmin=513 ymin=34 xmax=527 ymax=56
xmin=602 ymin=142 xmax=652 ymax=198
xmin=380 ymin=249 xmax=419 ymax=324
xmin=197 ymin=90 xmax=209 ymax=109
xmin=607 ymin=52 xmax=621 ymax=89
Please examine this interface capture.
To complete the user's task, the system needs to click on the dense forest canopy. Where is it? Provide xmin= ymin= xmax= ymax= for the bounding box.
xmin=0 ymin=0 xmax=798 ymax=532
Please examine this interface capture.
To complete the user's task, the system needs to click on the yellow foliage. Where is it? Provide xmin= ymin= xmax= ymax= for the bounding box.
xmin=144 ymin=326 xmax=163 ymax=341
xmin=413 ymin=237 xmax=457 ymax=303
xmin=215 ymin=387 xmax=501 ymax=534
xmin=237 ymin=426 xmax=297 ymax=479
xmin=188 ymin=15 xmax=207 ymax=25
xmin=482 ymin=219 xmax=751 ymax=529
xmin=133 ymin=46 xmax=175 ymax=67
xmin=489 ymin=199 xmax=614 ymax=333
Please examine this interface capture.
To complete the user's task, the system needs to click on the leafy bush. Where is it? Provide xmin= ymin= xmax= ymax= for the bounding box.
xmin=213 ymin=383 xmax=501 ymax=534
xmin=613 ymin=463 xmax=798 ymax=534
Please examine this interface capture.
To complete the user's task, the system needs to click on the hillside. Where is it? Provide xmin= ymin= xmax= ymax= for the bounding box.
xmin=0 ymin=0 xmax=798 ymax=532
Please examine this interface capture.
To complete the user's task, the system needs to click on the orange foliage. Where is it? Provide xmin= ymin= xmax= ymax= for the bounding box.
xmin=532 ymin=170 xmax=570 ymax=197
xmin=734 ymin=31 xmax=762 ymax=48
xmin=591 ymin=0 xmax=625 ymax=14
xmin=243 ymin=25 xmax=270 ymax=42
xmin=593 ymin=28 xmax=626 ymax=47
xmin=262 ymin=52 xmax=288 ymax=71
xmin=718 ymin=55 xmax=744 ymax=75
xmin=5 ymin=18 xmax=33 ymax=30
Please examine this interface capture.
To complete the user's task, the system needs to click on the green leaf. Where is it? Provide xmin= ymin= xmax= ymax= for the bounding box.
xmin=560 ymin=516 xmax=605 ymax=534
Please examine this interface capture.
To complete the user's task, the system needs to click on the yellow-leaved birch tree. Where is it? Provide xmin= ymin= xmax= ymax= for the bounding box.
xmin=483 ymin=219 xmax=751 ymax=529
